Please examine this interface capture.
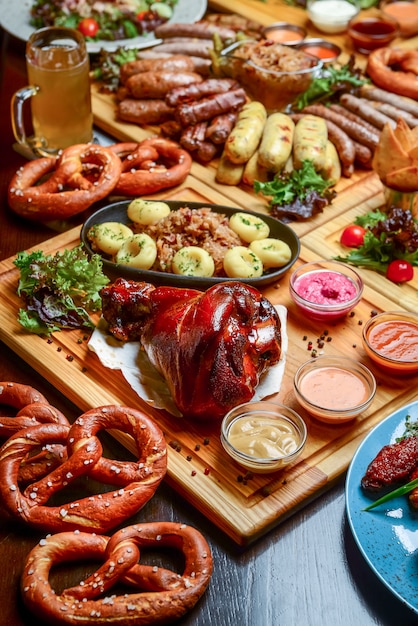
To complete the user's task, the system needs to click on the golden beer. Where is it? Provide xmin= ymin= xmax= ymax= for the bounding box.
xmin=12 ymin=28 xmax=93 ymax=155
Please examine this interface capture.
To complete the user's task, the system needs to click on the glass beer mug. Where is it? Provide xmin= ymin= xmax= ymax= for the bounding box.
xmin=11 ymin=26 xmax=93 ymax=156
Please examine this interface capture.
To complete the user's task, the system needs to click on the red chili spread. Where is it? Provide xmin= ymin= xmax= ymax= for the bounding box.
xmin=368 ymin=320 xmax=418 ymax=362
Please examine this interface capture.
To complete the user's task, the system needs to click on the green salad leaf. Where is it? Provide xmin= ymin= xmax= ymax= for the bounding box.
xmin=14 ymin=245 xmax=109 ymax=335
xmin=295 ymin=62 xmax=368 ymax=110
xmin=334 ymin=208 xmax=418 ymax=272
xmin=254 ymin=160 xmax=334 ymax=206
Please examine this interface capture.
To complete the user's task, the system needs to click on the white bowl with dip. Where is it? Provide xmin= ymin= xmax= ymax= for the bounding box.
xmin=293 ymin=355 xmax=376 ymax=424
xmin=289 ymin=260 xmax=363 ymax=322
xmin=307 ymin=0 xmax=359 ymax=34
xmin=221 ymin=401 xmax=307 ymax=473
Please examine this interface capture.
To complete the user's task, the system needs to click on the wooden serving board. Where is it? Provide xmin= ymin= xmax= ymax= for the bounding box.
xmin=1 ymin=181 xmax=417 ymax=545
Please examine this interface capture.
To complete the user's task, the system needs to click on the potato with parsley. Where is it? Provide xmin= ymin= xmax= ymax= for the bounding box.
xmin=223 ymin=246 xmax=263 ymax=278
xmin=115 ymin=234 xmax=157 ymax=270
xmin=249 ymin=238 xmax=292 ymax=268
xmin=127 ymin=199 xmax=171 ymax=226
xmin=229 ymin=212 xmax=270 ymax=243
xmin=89 ymin=222 xmax=133 ymax=256
xmin=172 ymin=247 xmax=215 ymax=277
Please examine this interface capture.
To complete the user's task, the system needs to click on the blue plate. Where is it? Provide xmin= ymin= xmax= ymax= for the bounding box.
xmin=345 ymin=400 xmax=418 ymax=614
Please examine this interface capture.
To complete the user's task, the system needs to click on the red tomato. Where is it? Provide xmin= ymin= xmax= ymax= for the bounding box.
xmin=386 ymin=259 xmax=414 ymax=283
xmin=78 ymin=18 xmax=99 ymax=37
xmin=340 ymin=225 xmax=366 ymax=248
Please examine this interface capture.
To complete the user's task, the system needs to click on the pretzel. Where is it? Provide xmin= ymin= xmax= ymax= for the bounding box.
xmin=110 ymin=137 xmax=192 ymax=196
xmin=21 ymin=522 xmax=213 ymax=625
xmin=7 ymin=144 xmax=122 ymax=221
xmin=366 ymin=48 xmax=418 ymax=100
xmin=0 ymin=405 xmax=167 ymax=532
xmin=0 ymin=382 xmax=70 ymax=483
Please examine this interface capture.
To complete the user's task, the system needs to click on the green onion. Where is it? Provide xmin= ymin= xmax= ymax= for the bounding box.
xmin=363 ymin=477 xmax=418 ymax=511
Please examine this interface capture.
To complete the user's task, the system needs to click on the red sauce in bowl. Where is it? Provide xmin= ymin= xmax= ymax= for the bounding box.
xmin=368 ymin=320 xmax=418 ymax=361
xmin=348 ymin=16 xmax=399 ymax=53
xmin=299 ymin=44 xmax=339 ymax=60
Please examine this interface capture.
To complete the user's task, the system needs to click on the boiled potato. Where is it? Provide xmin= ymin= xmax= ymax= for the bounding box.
xmin=249 ymin=238 xmax=292 ymax=269
xmin=229 ymin=212 xmax=270 ymax=243
xmin=127 ymin=199 xmax=171 ymax=226
xmin=172 ymin=246 xmax=215 ymax=277
xmin=115 ymin=234 xmax=157 ymax=269
xmin=89 ymin=222 xmax=134 ymax=256
xmin=223 ymin=246 xmax=263 ymax=278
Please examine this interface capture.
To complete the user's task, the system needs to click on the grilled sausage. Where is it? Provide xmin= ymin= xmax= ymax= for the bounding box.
xmin=175 ymin=88 xmax=247 ymax=127
xmin=126 ymin=71 xmax=203 ymax=99
xmin=166 ymin=78 xmax=240 ymax=107
xmin=339 ymin=94 xmax=396 ymax=130
xmin=120 ymin=55 xmax=195 ymax=84
xmin=302 ymin=104 xmax=380 ymax=151
xmin=118 ymin=99 xmax=174 ymax=125
xmin=205 ymin=112 xmax=237 ymax=144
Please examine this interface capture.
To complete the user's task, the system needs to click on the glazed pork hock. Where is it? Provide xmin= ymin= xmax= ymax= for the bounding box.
xmin=100 ymin=278 xmax=282 ymax=421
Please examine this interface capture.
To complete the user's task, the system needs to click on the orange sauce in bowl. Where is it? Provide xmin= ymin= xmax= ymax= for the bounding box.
xmin=368 ymin=320 xmax=418 ymax=362
xmin=266 ymin=28 xmax=305 ymax=43
xmin=382 ymin=1 xmax=418 ymax=36
xmin=301 ymin=44 xmax=339 ymax=60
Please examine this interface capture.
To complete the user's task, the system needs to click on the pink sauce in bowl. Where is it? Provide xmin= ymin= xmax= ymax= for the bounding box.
xmin=294 ymin=355 xmax=376 ymax=423
xmin=289 ymin=260 xmax=363 ymax=321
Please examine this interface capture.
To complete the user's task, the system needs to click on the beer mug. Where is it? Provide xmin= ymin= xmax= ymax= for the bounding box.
xmin=11 ymin=27 xmax=93 ymax=156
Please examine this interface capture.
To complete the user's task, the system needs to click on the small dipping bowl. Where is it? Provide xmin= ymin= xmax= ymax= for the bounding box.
xmin=347 ymin=13 xmax=399 ymax=53
xmin=293 ymin=355 xmax=376 ymax=424
xmin=294 ymin=39 xmax=341 ymax=63
xmin=362 ymin=310 xmax=418 ymax=375
xmin=262 ymin=22 xmax=307 ymax=45
xmin=307 ymin=0 xmax=359 ymax=33
xmin=289 ymin=260 xmax=363 ymax=321
xmin=380 ymin=0 xmax=418 ymax=37
xmin=220 ymin=401 xmax=307 ymax=473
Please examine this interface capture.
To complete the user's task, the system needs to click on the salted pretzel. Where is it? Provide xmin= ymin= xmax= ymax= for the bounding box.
xmin=0 ymin=382 xmax=70 ymax=482
xmin=366 ymin=48 xmax=418 ymax=100
xmin=0 ymin=380 xmax=69 ymax=435
xmin=110 ymin=137 xmax=192 ymax=196
xmin=0 ymin=405 xmax=167 ymax=533
xmin=21 ymin=522 xmax=213 ymax=625
xmin=7 ymin=143 xmax=122 ymax=221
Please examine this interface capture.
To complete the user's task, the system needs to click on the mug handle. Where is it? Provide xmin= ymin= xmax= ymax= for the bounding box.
xmin=11 ymin=85 xmax=39 ymax=147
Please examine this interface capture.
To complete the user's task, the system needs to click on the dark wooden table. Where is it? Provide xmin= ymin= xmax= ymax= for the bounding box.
xmin=0 ymin=28 xmax=416 ymax=626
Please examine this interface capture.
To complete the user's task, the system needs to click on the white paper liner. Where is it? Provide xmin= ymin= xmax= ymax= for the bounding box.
xmin=88 ymin=305 xmax=288 ymax=418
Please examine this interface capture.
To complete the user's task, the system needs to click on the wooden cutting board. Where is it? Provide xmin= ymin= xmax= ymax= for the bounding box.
xmin=1 ymin=180 xmax=416 ymax=545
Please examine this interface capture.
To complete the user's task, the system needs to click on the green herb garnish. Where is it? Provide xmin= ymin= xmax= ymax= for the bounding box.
xmin=363 ymin=478 xmax=418 ymax=511
xmin=295 ymin=62 xmax=368 ymax=110
xmin=254 ymin=160 xmax=334 ymax=206
xmin=14 ymin=245 xmax=109 ymax=335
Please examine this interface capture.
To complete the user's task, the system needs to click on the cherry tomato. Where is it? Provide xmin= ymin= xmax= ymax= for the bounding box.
xmin=78 ymin=18 xmax=99 ymax=38
xmin=340 ymin=224 xmax=366 ymax=248
xmin=386 ymin=259 xmax=414 ymax=283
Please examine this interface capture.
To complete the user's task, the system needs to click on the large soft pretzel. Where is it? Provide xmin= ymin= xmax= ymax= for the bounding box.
xmin=0 ymin=405 xmax=167 ymax=532
xmin=21 ymin=522 xmax=213 ymax=625
xmin=110 ymin=137 xmax=192 ymax=196
xmin=366 ymin=48 xmax=418 ymax=100
xmin=0 ymin=382 xmax=69 ymax=482
xmin=7 ymin=143 xmax=122 ymax=221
